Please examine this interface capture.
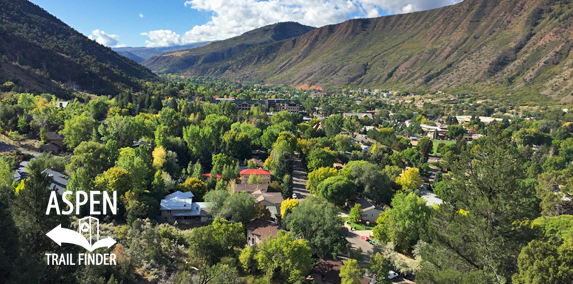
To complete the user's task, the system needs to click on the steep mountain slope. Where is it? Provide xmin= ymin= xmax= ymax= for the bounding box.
xmin=115 ymin=50 xmax=146 ymax=63
xmin=142 ymin=22 xmax=315 ymax=74
xmin=147 ymin=0 xmax=573 ymax=102
xmin=0 ymin=0 xmax=157 ymax=96
xmin=113 ymin=42 xmax=212 ymax=62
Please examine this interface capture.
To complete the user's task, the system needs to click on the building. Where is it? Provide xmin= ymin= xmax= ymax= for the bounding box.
xmin=40 ymin=142 xmax=64 ymax=154
xmin=45 ymin=132 xmax=65 ymax=149
xmin=245 ymin=219 xmax=281 ymax=246
xmin=13 ymin=161 xmax=69 ymax=195
xmin=249 ymin=190 xmax=284 ymax=219
xmin=233 ymin=183 xmax=269 ymax=193
xmin=311 ymin=260 xmax=371 ymax=284
xmin=159 ymin=191 xmax=211 ymax=222
xmin=240 ymin=169 xmax=271 ymax=185
xmin=348 ymin=197 xmax=384 ymax=223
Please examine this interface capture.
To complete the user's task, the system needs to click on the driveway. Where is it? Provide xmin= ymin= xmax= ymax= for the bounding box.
xmin=0 ymin=141 xmax=41 ymax=157
xmin=292 ymin=157 xmax=310 ymax=199
xmin=344 ymin=222 xmax=374 ymax=256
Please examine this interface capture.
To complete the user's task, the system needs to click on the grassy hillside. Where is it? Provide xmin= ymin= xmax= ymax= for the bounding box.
xmin=147 ymin=0 xmax=573 ymax=103
xmin=0 ymin=0 xmax=158 ymax=96
xmin=142 ymin=22 xmax=315 ymax=74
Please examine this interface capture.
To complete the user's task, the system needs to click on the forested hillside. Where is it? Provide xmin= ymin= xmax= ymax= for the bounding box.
xmin=145 ymin=0 xmax=573 ymax=102
xmin=0 ymin=0 xmax=158 ymax=96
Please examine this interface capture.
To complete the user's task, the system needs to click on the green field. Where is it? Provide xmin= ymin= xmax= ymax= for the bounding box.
xmin=342 ymin=217 xmax=377 ymax=230
xmin=433 ymin=140 xmax=456 ymax=155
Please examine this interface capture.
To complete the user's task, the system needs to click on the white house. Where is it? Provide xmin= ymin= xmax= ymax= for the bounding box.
xmin=349 ymin=197 xmax=384 ymax=223
xmin=159 ymin=191 xmax=211 ymax=222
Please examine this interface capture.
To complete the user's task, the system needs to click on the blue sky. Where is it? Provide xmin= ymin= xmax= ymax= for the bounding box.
xmin=29 ymin=0 xmax=461 ymax=48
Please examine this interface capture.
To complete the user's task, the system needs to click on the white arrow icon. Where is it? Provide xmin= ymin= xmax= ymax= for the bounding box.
xmin=46 ymin=224 xmax=116 ymax=252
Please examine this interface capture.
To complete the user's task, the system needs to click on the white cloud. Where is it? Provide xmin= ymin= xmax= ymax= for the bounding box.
xmin=89 ymin=29 xmax=124 ymax=47
xmin=139 ymin=13 xmax=144 ymax=18
xmin=141 ymin=30 xmax=182 ymax=47
xmin=141 ymin=0 xmax=462 ymax=47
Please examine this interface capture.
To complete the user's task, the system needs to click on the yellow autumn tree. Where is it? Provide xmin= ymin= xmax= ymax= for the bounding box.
xmin=152 ymin=146 xmax=167 ymax=170
xmin=178 ymin=177 xmax=207 ymax=200
xmin=395 ymin=167 xmax=423 ymax=192
xmin=281 ymin=198 xmax=300 ymax=216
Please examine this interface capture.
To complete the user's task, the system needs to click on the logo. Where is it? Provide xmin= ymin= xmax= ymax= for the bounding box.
xmin=46 ymin=217 xmax=116 ymax=252
xmin=45 ymin=190 xmax=118 ymax=265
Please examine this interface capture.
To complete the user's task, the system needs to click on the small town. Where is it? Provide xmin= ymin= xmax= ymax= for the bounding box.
xmin=1 ymin=0 xmax=573 ymax=283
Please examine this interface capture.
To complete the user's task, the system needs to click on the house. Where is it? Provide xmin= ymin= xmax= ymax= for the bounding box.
xmin=13 ymin=161 xmax=69 ymax=194
xmin=245 ymin=219 xmax=281 ymax=246
xmin=52 ymin=101 xmax=69 ymax=108
xmin=159 ymin=191 xmax=211 ymax=222
xmin=132 ymin=138 xmax=151 ymax=148
xmin=233 ymin=183 xmax=269 ymax=193
xmin=40 ymin=142 xmax=64 ymax=154
xmin=42 ymin=169 xmax=69 ymax=195
xmin=240 ymin=169 xmax=271 ymax=185
xmin=249 ymin=190 xmax=283 ymax=219
xmin=343 ymin=113 xmax=373 ymax=120
xmin=348 ymin=198 xmax=384 ymax=223
xmin=45 ymin=132 xmax=65 ymax=148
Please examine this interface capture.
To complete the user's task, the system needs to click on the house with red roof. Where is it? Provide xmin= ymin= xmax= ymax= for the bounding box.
xmin=239 ymin=169 xmax=271 ymax=185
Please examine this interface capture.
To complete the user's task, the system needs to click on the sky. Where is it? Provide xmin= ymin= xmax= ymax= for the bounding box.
xmin=29 ymin=0 xmax=462 ymax=48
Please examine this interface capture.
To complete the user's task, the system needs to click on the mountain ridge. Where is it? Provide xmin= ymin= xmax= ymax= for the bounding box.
xmin=144 ymin=0 xmax=573 ymax=102
xmin=0 ymin=0 xmax=158 ymax=96
xmin=113 ymin=42 xmax=212 ymax=63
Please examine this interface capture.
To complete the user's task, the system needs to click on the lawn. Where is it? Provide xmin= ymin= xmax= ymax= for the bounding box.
xmin=341 ymin=217 xmax=377 ymax=230
xmin=432 ymin=140 xmax=456 ymax=155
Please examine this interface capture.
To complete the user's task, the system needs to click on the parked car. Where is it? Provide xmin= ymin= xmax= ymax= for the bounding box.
xmin=292 ymin=193 xmax=297 ymax=199
xmin=360 ymin=236 xmax=370 ymax=241
xmin=388 ymin=270 xmax=399 ymax=280
xmin=368 ymin=240 xmax=376 ymax=245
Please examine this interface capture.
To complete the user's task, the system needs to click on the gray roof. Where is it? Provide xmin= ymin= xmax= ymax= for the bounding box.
xmin=13 ymin=161 xmax=29 ymax=182
xmin=160 ymin=191 xmax=195 ymax=210
xmin=42 ymin=169 xmax=69 ymax=195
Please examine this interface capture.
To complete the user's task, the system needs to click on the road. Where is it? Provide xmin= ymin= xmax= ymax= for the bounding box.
xmin=0 ymin=141 xmax=41 ymax=157
xmin=292 ymin=157 xmax=310 ymax=199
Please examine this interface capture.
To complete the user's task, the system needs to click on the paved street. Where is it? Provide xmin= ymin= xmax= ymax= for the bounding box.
xmin=292 ymin=157 xmax=310 ymax=199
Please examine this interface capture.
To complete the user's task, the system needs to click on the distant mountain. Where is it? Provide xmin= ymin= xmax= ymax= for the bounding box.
xmin=145 ymin=0 xmax=573 ymax=102
xmin=142 ymin=22 xmax=316 ymax=74
xmin=115 ymin=50 xmax=146 ymax=63
xmin=113 ymin=42 xmax=212 ymax=63
xmin=0 ymin=0 xmax=157 ymax=96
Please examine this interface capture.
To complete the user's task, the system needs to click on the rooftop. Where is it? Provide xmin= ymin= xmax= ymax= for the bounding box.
xmin=240 ymin=169 xmax=271 ymax=176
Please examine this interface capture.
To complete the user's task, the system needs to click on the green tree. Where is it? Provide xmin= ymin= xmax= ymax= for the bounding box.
xmin=247 ymin=173 xmax=262 ymax=184
xmin=324 ymin=114 xmax=344 ymax=137
xmin=317 ymin=176 xmax=357 ymax=205
xmin=351 ymin=162 xmax=393 ymax=204
xmin=255 ymin=231 xmax=313 ymax=283
xmin=307 ymin=167 xmax=338 ymax=194
xmin=446 ymin=125 xmax=466 ymax=139
xmin=61 ymin=115 xmax=95 ymax=149
xmin=418 ymin=137 xmax=433 ymax=160
xmin=512 ymin=237 xmax=573 ymax=284
xmin=307 ymin=148 xmax=337 ymax=171
xmin=417 ymin=126 xmax=540 ymax=284
xmin=188 ymin=217 xmax=246 ymax=264
xmin=340 ymin=258 xmax=365 ymax=284
xmin=369 ymin=253 xmax=391 ymax=284
xmin=204 ymin=191 xmax=256 ymax=225
xmin=373 ymin=192 xmax=430 ymax=252
xmin=190 ymin=160 xmax=203 ymax=179
xmin=212 ymin=153 xmax=234 ymax=174
xmin=285 ymin=196 xmax=347 ymax=259
xmin=67 ymin=141 xmax=108 ymax=178
xmin=282 ymin=174 xmax=293 ymax=200
xmin=349 ymin=203 xmax=363 ymax=223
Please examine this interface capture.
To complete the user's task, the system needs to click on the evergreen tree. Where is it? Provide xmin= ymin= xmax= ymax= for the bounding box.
xmin=282 ymin=174 xmax=293 ymax=200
